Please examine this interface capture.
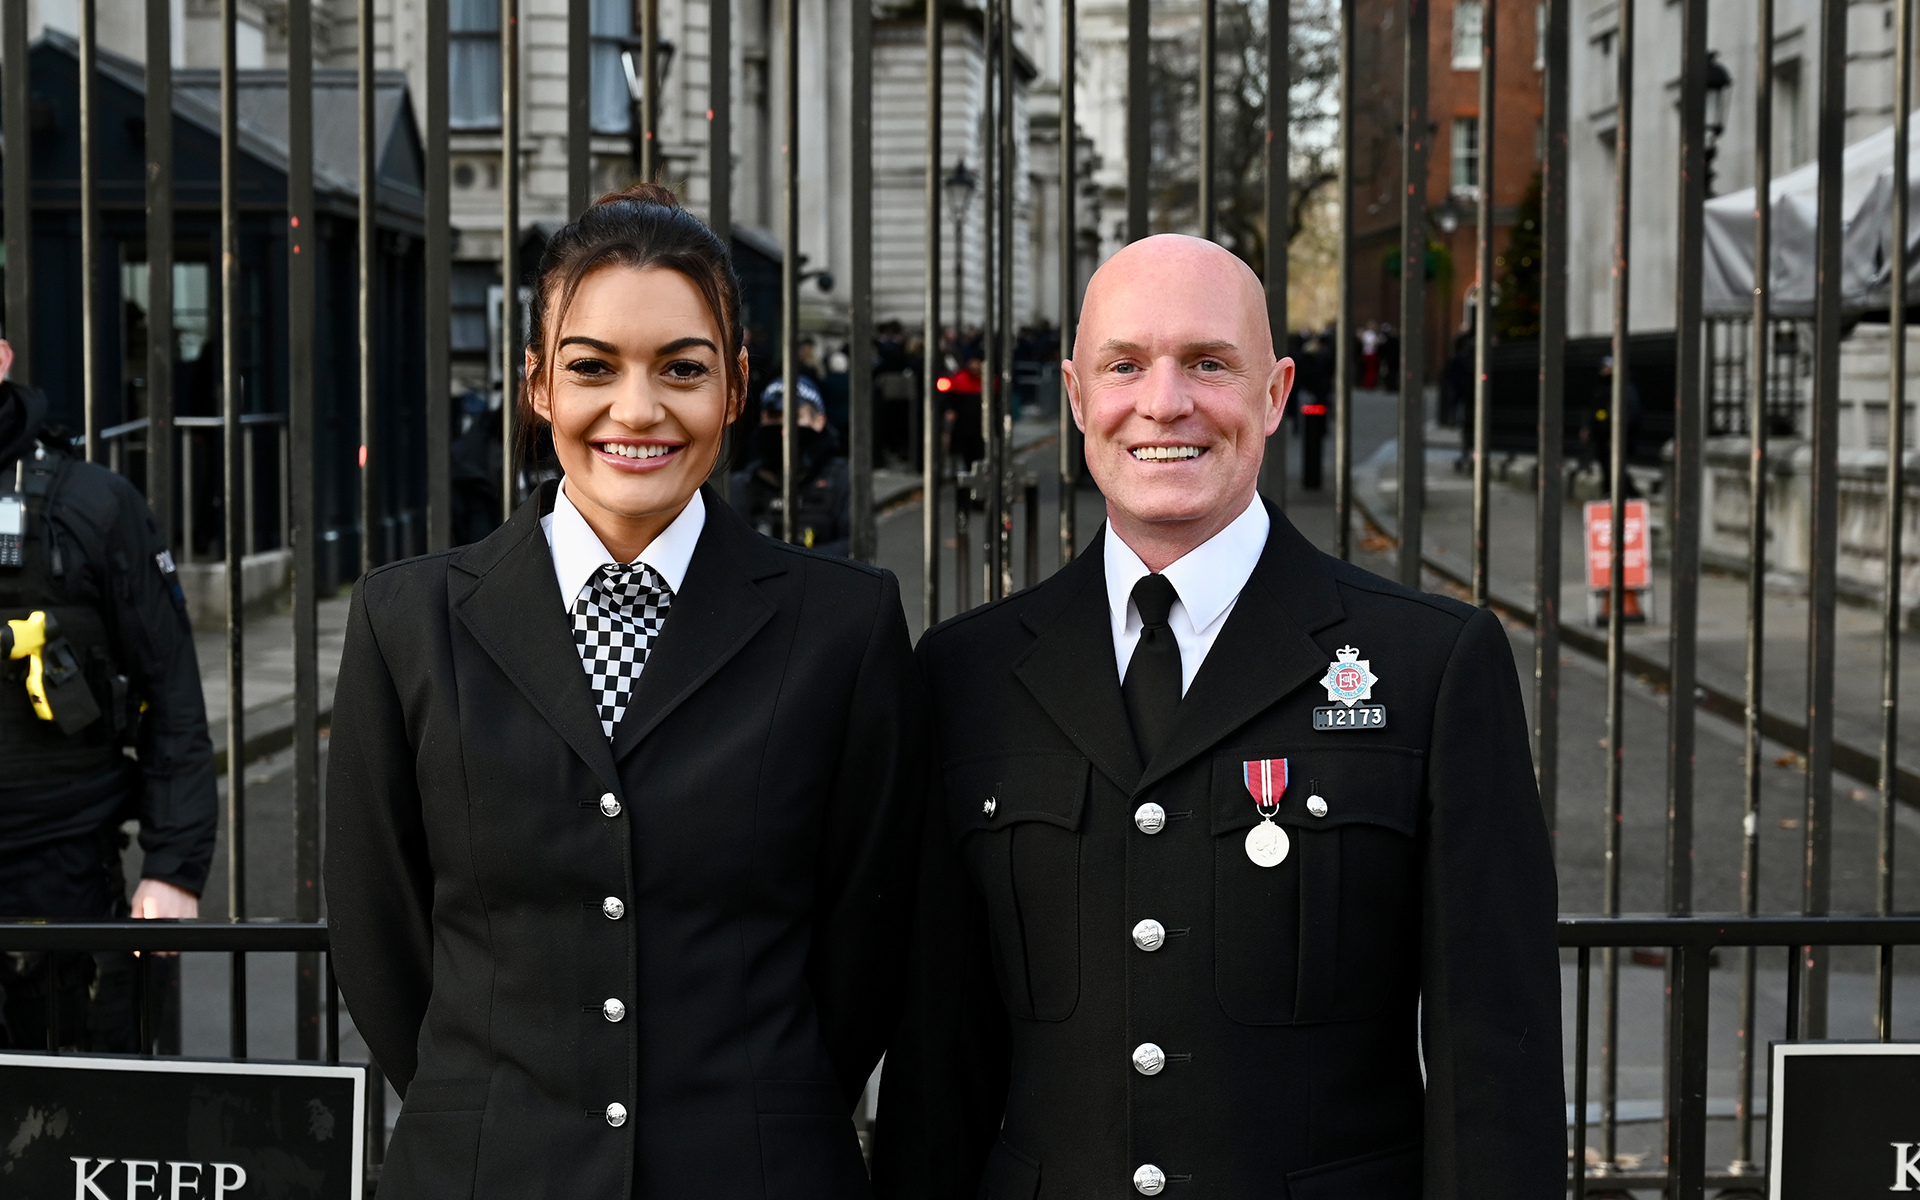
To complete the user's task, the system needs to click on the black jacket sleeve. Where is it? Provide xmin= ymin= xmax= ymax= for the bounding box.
xmin=1418 ymin=606 xmax=1564 ymax=1197
xmin=806 ymin=570 xmax=931 ymax=1105
xmin=100 ymin=473 xmax=217 ymax=893
xmin=870 ymin=649 xmax=1011 ymax=1200
xmin=323 ymin=572 xmax=436 ymax=1095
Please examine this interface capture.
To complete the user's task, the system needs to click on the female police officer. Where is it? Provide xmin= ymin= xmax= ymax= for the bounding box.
xmin=325 ymin=184 xmax=926 ymax=1199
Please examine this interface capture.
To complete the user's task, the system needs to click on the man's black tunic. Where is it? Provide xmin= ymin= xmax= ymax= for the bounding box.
xmin=875 ymin=502 xmax=1563 ymax=1200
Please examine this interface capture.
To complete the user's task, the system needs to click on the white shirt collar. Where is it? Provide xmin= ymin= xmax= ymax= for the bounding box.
xmin=1104 ymin=493 xmax=1270 ymax=661
xmin=540 ymin=482 xmax=707 ymax=609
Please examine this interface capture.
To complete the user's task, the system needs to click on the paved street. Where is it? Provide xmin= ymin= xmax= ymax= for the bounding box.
xmin=149 ymin=389 xmax=1918 ymax=1177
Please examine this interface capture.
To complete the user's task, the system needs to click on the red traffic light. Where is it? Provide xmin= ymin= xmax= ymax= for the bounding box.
xmin=935 ymin=376 xmax=953 ymax=392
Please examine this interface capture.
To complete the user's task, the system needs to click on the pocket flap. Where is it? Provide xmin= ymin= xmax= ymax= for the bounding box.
xmin=946 ymin=753 xmax=1090 ymax=840
xmin=1285 ymin=1140 xmax=1422 ymax=1199
xmin=1210 ymin=746 xmax=1424 ymax=837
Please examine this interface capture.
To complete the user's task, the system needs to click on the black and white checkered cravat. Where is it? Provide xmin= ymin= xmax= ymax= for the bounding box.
xmin=571 ymin=562 xmax=674 ymax=739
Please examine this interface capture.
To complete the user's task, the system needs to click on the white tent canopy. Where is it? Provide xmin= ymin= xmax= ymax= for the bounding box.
xmin=1703 ymin=113 xmax=1920 ymax=318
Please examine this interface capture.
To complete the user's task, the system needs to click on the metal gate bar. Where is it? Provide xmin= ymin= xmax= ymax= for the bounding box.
xmin=288 ymin=0 xmax=323 ymax=1066
xmin=145 ymin=0 xmax=174 ymax=547
xmin=1667 ymin=0 xmax=1707 ymax=924
xmin=1469 ymin=0 xmax=1493 ymax=607
xmin=1598 ymin=0 xmax=1634 ymax=1166
xmin=218 ymin=0 xmax=248 ymax=1060
xmin=428 ymin=0 xmax=452 ymax=551
xmin=77 ymin=0 xmax=96 ymax=462
xmin=920 ymin=0 xmax=941 ymax=626
xmin=1802 ymin=0 xmax=1847 ymax=1040
xmin=1396 ymin=0 xmax=1426 ymax=589
xmin=2 ymin=2 xmax=28 ymax=386
xmin=501 ymin=0 xmax=521 ymax=523
xmin=1535 ymin=0 xmax=1568 ymax=848
xmin=1058 ymin=0 xmax=1077 ymax=569
xmin=1734 ymin=0 xmax=1775 ymax=1169
xmin=1878 ymin=0 xmax=1913 ymax=1038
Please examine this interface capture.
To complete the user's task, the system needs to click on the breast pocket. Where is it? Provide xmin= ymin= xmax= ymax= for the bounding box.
xmin=946 ymin=753 xmax=1089 ymax=1022
xmin=1210 ymin=746 xmax=1424 ymax=1026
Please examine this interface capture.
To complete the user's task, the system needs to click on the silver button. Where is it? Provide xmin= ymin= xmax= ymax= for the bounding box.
xmin=983 ymin=795 xmax=997 ymax=819
xmin=599 ymin=793 xmax=622 ymax=817
xmin=602 ymin=896 xmax=625 ymax=920
xmin=1133 ymin=1164 xmax=1167 ymax=1195
xmin=1307 ymin=795 xmax=1328 ymax=818
xmin=602 ymin=997 xmax=626 ymax=1022
xmin=1131 ymin=918 xmax=1166 ymax=952
xmin=1133 ymin=803 xmax=1167 ymax=835
xmin=605 ymin=1102 xmax=628 ymax=1127
xmin=1131 ymin=1042 xmax=1166 ymax=1075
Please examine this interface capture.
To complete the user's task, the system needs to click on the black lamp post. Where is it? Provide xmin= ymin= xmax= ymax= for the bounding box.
xmin=1703 ymin=50 xmax=1733 ymax=196
xmin=621 ymin=37 xmax=678 ymax=174
xmin=944 ymin=158 xmax=978 ymax=339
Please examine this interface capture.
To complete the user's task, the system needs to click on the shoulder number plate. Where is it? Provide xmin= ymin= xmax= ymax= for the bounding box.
xmin=1313 ymin=704 xmax=1386 ymax=731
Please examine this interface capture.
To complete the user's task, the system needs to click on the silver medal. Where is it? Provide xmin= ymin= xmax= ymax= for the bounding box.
xmin=1244 ymin=819 xmax=1290 ymax=868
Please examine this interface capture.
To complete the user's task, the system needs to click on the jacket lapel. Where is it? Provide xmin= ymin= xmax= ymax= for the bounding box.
xmin=1012 ymin=536 xmax=1145 ymax=794
xmin=1133 ymin=502 xmax=1346 ymax=795
xmin=610 ymin=490 xmax=778 ymax=763
xmin=450 ymin=481 xmax=622 ymax=793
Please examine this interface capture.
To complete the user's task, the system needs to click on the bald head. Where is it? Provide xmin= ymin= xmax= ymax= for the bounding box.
xmin=1075 ymin=235 xmax=1275 ymax=365
xmin=1062 ymin=234 xmax=1293 ymax=571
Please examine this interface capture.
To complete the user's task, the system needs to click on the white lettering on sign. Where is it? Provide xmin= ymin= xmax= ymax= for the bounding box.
xmin=1895 ymin=1143 xmax=1920 ymax=1190
xmin=67 ymin=1161 xmax=247 ymax=1200
xmin=167 ymin=1161 xmax=202 ymax=1200
xmin=125 ymin=1159 xmax=162 ymax=1200
xmin=73 ymin=1158 xmax=114 ymax=1200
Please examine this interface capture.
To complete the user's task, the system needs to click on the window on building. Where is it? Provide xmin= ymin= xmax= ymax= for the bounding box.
xmin=451 ymin=261 xmax=496 ymax=356
xmin=591 ymin=0 xmax=633 ymax=134
xmin=451 ymin=0 xmax=502 ymax=130
xmin=1453 ymin=1 xmax=1484 ymax=70
xmin=1451 ymin=117 xmax=1480 ymax=196
xmin=1775 ymin=59 xmax=1806 ymax=168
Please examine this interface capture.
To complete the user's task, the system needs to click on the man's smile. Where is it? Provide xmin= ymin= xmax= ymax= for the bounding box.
xmin=1129 ymin=445 xmax=1207 ymax=462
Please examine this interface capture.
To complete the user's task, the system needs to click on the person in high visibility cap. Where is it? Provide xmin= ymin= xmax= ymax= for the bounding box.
xmin=875 ymin=235 xmax=1562 ymax=1200
xmin=0 ymin=333 xmax=216 ymax=1051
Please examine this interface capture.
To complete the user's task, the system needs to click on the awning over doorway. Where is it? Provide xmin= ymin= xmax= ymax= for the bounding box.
xmin=1704 ymin=112 xmax=1920 ymax=318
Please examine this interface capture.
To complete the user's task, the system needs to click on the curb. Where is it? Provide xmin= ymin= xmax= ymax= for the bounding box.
xmin=1350 ymin=494 xmax=1920 ymax=807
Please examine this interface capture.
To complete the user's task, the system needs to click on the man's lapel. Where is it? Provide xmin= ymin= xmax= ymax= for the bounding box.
xmin=450 ymin=481 xmax=622 ymax=793
xmin=1133 ymin=501 xmax=1345 ymax=795
xmin=610 ymin=490 xmax=777 ymax=763
xmin=1012 ymin=535 xmax=1146 ymax=793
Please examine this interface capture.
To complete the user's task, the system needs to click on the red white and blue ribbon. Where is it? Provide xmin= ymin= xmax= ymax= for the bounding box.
xmin=1242 ymin=758 xmax=1288 ymax=816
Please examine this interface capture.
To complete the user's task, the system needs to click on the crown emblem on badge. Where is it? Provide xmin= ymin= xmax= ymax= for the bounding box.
xmin=1321 ymin=645 xmax=1378 ymax=707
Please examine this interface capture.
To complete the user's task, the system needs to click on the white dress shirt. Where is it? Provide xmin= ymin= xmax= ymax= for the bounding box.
xmin=1105 ymin=495 xmax=1270 ymax=696
xmin=540 ymin=481 xmax=706 ymax=611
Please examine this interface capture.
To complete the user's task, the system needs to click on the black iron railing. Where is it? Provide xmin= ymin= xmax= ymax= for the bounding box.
xmin=1560 ymin=914 xmax=1920 ymax=1199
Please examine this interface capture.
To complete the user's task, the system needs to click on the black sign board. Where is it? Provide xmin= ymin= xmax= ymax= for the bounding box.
xmin=1769 ymin=1041 xmax=1920 ymax=1198
xmin=0 ymin=1052 xmax=366 ymax=1199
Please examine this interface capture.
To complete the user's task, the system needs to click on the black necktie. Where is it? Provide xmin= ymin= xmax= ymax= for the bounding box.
xmin=1122 ymin=573 xmax=1183 ymax=761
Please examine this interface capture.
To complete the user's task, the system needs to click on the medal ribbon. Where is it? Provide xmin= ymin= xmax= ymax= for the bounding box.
xmin=1242 ymin=758 xmax=1287 ymax=818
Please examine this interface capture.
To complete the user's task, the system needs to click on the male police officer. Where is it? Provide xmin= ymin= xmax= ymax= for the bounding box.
xmin=875 ymin=236 xmax=1562 ymax=1198
xmin=0 ymin=335 xmax=216 ymax=1049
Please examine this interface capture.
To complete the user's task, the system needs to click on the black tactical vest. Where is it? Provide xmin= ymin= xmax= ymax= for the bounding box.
xmin=0 ymin=442 xmax=129 ymax=786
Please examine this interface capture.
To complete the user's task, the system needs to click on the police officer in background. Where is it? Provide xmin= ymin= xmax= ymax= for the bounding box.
xmin=0 ymin=334 xmax=217 ymax=1050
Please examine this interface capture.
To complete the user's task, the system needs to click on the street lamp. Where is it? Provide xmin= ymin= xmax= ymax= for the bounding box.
xmin=621 ymin=37 xmax=679 ymax=174
xmin=1703 ymin=50 xmax=1733 ymax=196
xmin=945 ymin=159 xmax=978 ymax=338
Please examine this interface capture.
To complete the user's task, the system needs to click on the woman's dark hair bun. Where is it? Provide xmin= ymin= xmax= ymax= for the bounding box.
xmin=590 ymin=180 xmax=682 ymax=210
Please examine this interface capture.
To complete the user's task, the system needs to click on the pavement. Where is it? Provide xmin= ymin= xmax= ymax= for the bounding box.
xmin=152 ymin=393 xmax=1917 ymax=1178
